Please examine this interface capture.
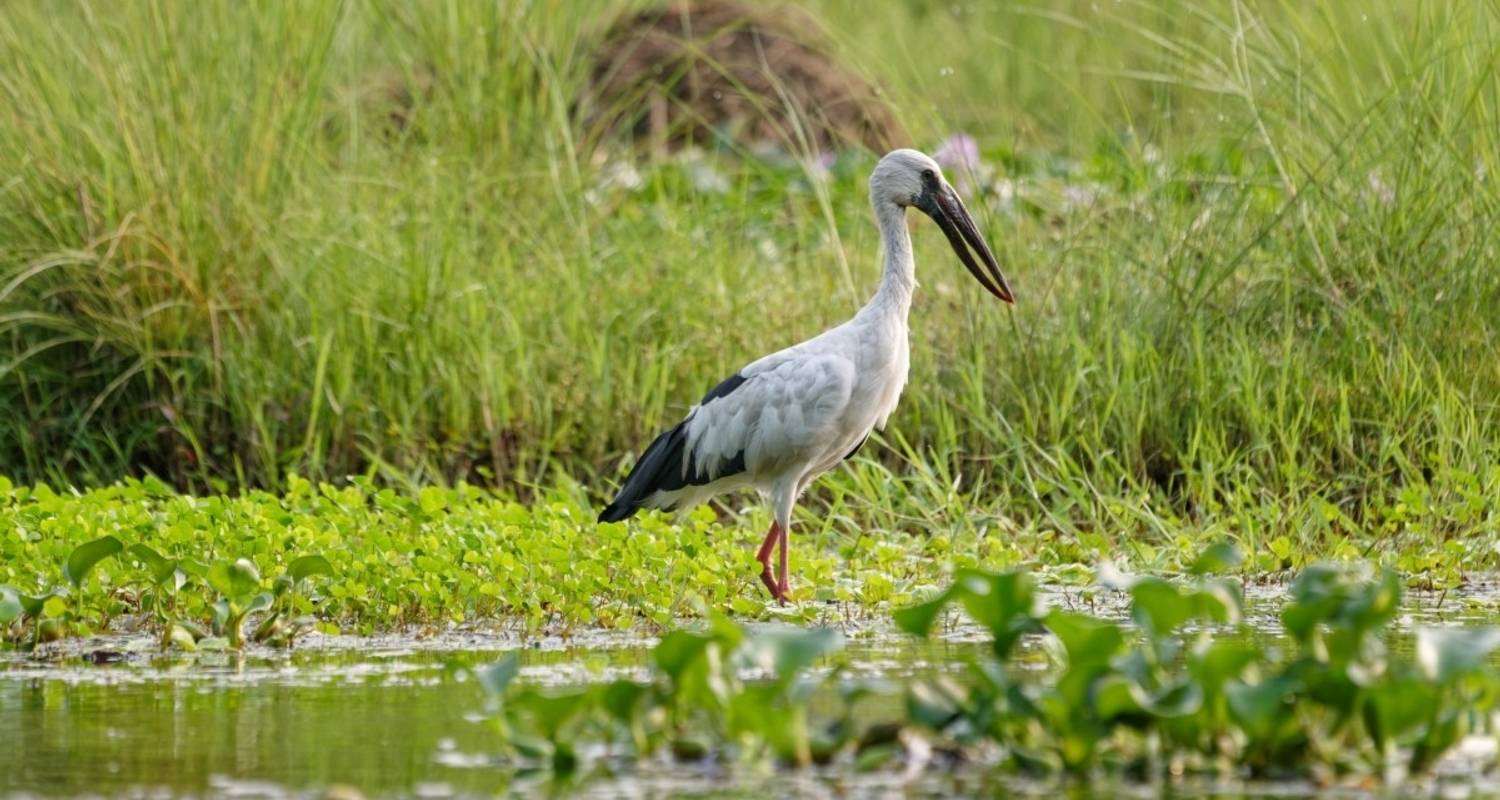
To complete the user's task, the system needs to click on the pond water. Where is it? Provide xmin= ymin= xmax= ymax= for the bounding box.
xmin=3 ymin=582 xmax=1499 ymax=798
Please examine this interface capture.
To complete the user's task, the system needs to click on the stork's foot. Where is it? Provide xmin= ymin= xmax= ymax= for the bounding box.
xmin=755 ymin=521 xmax=786 ymax=604
xmin=757 ymin=563 xmax=787 ymax=604
xmin=758 ymin=565 xmax=780 ymax=600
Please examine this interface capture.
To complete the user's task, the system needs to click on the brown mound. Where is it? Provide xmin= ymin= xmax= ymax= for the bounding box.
xmin=578 ymin=0 xmax=907 ymax=157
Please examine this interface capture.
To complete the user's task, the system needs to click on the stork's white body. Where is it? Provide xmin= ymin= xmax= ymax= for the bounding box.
xmin=599 ymin=148 xmax=1012 ymax=601
xmin=649 ymin=229 xmax=916 ymax=530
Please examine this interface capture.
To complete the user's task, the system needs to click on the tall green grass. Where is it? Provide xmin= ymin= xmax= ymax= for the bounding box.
xmin=1 ymin=1 xmax=1497 ymax=565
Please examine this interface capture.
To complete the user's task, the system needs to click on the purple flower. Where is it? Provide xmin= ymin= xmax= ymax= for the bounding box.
xmin=934 ymin=133 xmax=981 ymax=171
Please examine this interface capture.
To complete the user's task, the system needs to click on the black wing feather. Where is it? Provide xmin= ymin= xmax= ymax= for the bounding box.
xmin=844 ymin=433 xmax=870 ymax=461
xmin=597 ymin=373 xmax=750 ymax=523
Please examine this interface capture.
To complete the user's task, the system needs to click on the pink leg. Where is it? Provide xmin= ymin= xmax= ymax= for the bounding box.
xmin=755 ymin=522 xmax=781 ymax=600
xmin=775 ymin=523 xmax=790 ymax=600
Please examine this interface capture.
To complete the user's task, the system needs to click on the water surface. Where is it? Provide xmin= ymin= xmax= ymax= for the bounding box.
xmin=4 ymin=581 xmax=1498 ymax=798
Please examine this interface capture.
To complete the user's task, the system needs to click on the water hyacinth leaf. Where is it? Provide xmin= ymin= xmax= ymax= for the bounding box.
xmin=653 ymin=630 xmax=716 ymax=681
xmin=245 ymin=592 xmax=274 ymax=615
xmin=669 ymin=738 xmax=709 ymax=761
xmin=208 ymin=559 xmax=261 ymax=600
xmin=288 ymin=554 xmax=334 ymax=582
xmin=513 ymin=690 xmax=591 ymax=741
xmin=37 ymin=618 xmax=67 ymax=642
xmin=1189 ymin=541 xmax=1244 ymax=575
xmin=727 ymin=683 xmax=787 ymax=738
xmin=1225 ymin=677 xmax=1296 ymax=740
xmin=1129 ymin=579 xmax=1197 ymax=635
xmin=748 ymin=626 xmax=842 ymax=689
xmin=1283 ymin=566 xmax=1401 ymax=643
xmin=1365 ymin=677 xmax=1438 ymax=747
xmin=1337 ymin=569 xmax=1403 ymax=637
xmin=954 ymin=570 xmax=1038 ymax=647
xmin=477 ymin=654 xmax=522 ymax=697
xmin=1416 ymin=627 xmax=1500 ymax=682
xmin=64 ymin=535 xmax=123 ymax=587
xmin=126 ymin=544 xmax=177 ymax=584
xmin=42 ymin=594 xmax=69 ymax=618
xmin=1095 ymin=676 xmax=1202 ymax=724
xmin=0 ymin=586 xmax=21 ymax=623
xmin=510 ymin=734 xmax=553 ymax=761
xmin=893 ymin=587 xmax=954 ymax=637
xmin=1148 ymin=681 xmax=1204 ymax=718
xmin=1044 ymin=611 xmax=1124 ymax=670
xmin=551 ymin=740 xmax=578 ymax=777
xmin=1094 ymin=675 xmax=1148 ymax=723
xmin=601 ymin=680 xmax=646 ymax=722
xmin=854 ymin=742 xmax=900 ymax=772
xmin=1189 ymin=639 xmax=1260 ymax=691
xmin=252 ymin=612 xmax=284 ymax=643
xmin=167 ymin=622 xmax=199 ymax=651
xmin=906 ymin=678 xmax=964 ymax=730
xmin=14 ymin=589 xmax=55 ymax=618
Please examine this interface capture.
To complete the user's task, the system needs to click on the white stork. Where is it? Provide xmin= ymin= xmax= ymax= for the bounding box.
xmin=599 ymin=149 xmax=1014 ymax=603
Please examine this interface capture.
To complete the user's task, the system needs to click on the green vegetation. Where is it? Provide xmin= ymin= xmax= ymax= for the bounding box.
xmin=5 ymin=477 xmax=1500 ymax=647
xmin=0 ymin=476 xmax=997 ymax=641
xmin=480 ymin=555 xmax=1500 ymax=787
xmin=1 ymin=1 xmax=1497 ymax=564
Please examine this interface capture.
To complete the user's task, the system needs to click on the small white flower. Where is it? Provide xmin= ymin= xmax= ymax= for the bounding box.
xmin=600 ymin=160 xmax=643 ymax=192
xmin=1366 ymin=171 xmax=1396 ymax=207
xmin=687 ymin=160 xmax=729 ymax=194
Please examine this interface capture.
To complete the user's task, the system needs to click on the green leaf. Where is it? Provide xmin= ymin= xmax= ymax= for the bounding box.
xmin=418 ymin=486 xmax=447 ymax=514
xmin=854 ymin=743 xmax=900 ymax=772
xmin=207 ymin=559 xmax=262 ymax=600
xmin=1094 ymin=674 xmax=1147 ymax=722
xmin=1416 ymin=626 xmax=1500 ymax=682
xmin=1189 ymin=639 xmax=1259 ymax=691
xmin=513 ymin=689 xmax=591 ymax=741
xmin=1045 ymin=611 xmax=1125 ymax=670
xmin=601 ymin=680 xmax=646 ymax=722
xmin=477 ymin=653 xmax=521 ymax=697
xmin=893 ymin=587 xmax=954 ymax=637
xmin=906 ymin=678 xmax=963 ymax=730
xmin=245 ymin=592 xmax=275 ymax=615
xmin=954 ymin=570 xmax=1037 ymax=643
xmin=745 ymin=626 xmax=842 ymax=689
xmin=1189 ymin=541 xmax=1243 ymax=575
xmin=288 ymin=554 xmax=334 ymax=582
xmin=1129 ymin=578 xmax=1196 ymax=635
xmin=1225 ymin=677 xmax=1295 ymax=740
xmin=0 ymin=586 xmax=22 ymax=624
xmin=15 ymin=589 xmax=55 ymax=618
xmin=166 ymin=622 xmax=199 ymax=651
xmin=64 ymin=535 xmax=124 ymax=587
xmin=1365 ymin=677 xmax=1437 ymax=747
xmin=126 ymin=544 xmax=177 ymax=584
xmin=653 ymin=630 xmax=716 ymax=681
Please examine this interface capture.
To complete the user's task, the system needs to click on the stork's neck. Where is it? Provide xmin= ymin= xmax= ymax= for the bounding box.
xmin=866 ymin=199 xmax=915 ymax=316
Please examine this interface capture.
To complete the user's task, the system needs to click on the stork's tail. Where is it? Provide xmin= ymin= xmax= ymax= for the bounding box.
xmin=598 ymin=422 xmax=688 ymax=523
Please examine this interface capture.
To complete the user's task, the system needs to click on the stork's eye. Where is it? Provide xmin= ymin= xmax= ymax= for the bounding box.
xmin=921 ymin=169 xmax=936 ymax=181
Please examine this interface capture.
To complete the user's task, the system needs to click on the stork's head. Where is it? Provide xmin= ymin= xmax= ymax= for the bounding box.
xmin=870 ymin=148 xmax=1015 ymax=304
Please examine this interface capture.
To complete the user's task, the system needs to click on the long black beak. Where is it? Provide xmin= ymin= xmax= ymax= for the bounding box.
xmin=916 ymin=182 xmax=1015 ymax=304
